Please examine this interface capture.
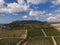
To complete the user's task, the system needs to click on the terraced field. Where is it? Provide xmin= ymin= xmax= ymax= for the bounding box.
xmin=26 ymin=24 xmax=60 ymax=45
xmin=0 ymin=24 xmax=60 ymax=45
xmin=0 ymin=30 xmax=26 ymax=38
xmin=27 ymin=24 xmax=44 ymax=38
xmin=0 ymin=30 xmax=26 ymax=45
xmin=55 ymin=37 xmax=60 ymax=45
xmin=26 ymin=37 xmax=54 ymax=45
xmin=28 ymin=28 xmax=44 ymax=38
xmin=0 ymin=38 xmax=21 ymax=45
xmin=43 ymin=28 xmax=60 ymax=36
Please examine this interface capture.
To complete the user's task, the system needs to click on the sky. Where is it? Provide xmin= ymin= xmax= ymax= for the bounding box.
xmin=0 ymin=0 xmax=60 ymax=24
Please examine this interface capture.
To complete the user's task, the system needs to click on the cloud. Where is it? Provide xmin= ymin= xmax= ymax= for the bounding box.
xmin=51 ymin=0 xmax=60 ymax=5
xmin=27 ymin=0 xmax=48 ymax=4
xmin=7 ymin=3 xmax=29 ymax=14
xmin=55 ymin=9 xmax=60 ymax=13
xmin=29 ymin=11 xmax=40 ymax=20
xmin=0 ymin=8 xmax=11 ymax=14
xmin=17 ymin=0 xmax=25 ymax=5
xmin=29 ymin=10 xmax=46 ymax=16
xmin=0 ymin=0 xmax=5 ymax=8
xmin=47 ymin=13 xmax=54 ymax=17
xmin=22 ymin=15 xmax=28 ymax=19
xmin=0 ymin=0 xmax=59 ymax=15
xmin=29 ymin=10 xmax=46 ymax=20
xmin=48 ymin=16 xmax=57 ymax=22
xmin=47 ymin=13 xmax=60 ymax=22
xmin=29 ymin=11 xmax=40 ymax=16
xmin=0 ymin=0 xmax=29 ymax=15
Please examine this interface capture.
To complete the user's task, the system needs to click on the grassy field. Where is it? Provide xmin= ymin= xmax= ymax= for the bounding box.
xmin=26 ymin=37 xmax=54 ymax=45
xmin=28 ymin=25 xmax=44 ymax=38
xmin=28 ymin=29 xmax=44 ymax=37
xmin=27 ymin=24 xmax=60 ymax=37
xmin=43 ymin=27 xmax=60 ymax=36
xmin=55 ymin=37 xmax=60 ymax=45
xmin=0 ymin=30 xmax=26 ymax=38
xmin=26 ymin=24 xmax=60 ymax=45
xmin=0 ymin=24 xmax=60 ymax=45
xmin=0 ymin=38 xmax=21 ymax=45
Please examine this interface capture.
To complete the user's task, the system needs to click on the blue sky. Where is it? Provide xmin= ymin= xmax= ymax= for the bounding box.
xmin=0 ymin=0 xmax=60 ymax=24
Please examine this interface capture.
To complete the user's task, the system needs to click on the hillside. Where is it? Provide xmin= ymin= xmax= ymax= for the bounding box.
xmin=1 ymin=20 xmax=48 ymax=30
xmin=0 ymin=20 xmax=60 ymax=45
